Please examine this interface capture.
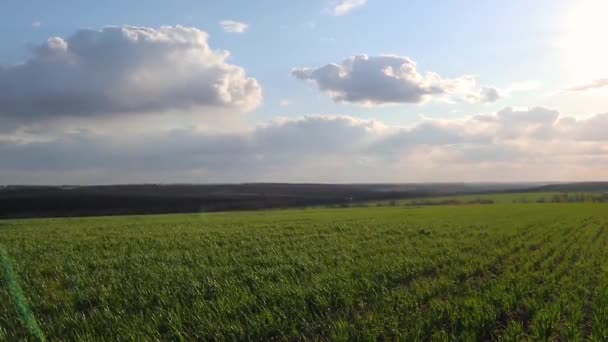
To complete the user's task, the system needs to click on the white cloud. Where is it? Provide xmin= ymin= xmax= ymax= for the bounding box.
xmin=279 ymin=99 xmax=292 ymax=106
xmin=32 ymin=21 xmax=41 ymax=28
xmin=568 ymin=79 xmax=608 ymax=92
xmin=331 ymin=0 xmax=367 ymax=16
xmin=292 ymin=55 xmax=499 ymax=106
xmin=0 ymin=26 xmax=262 ymax=123
xmin=3 ymin=107 xmax=608 ymax=183
xmin=219 ymin=20 xmax=249 ymax=33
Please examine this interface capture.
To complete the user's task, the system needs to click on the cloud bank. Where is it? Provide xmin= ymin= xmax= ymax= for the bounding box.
xmin=292 ymin=55 xmax=499 ymax=106
xmin=3 ymin=107 xmax=608 ymax=184
xmin=0 ymin=26 xmax=262 ymax=122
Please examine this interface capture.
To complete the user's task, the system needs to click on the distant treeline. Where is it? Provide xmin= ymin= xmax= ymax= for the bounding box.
xmin=323 ymin=197 xmax=495 ymax=208
xmin=514 ymin=192 xmax=608 ymax=203
xmin=3 ymin=182 xmax=608 ymax=219
xmin=0 ymin=184 xmax=437 ymax=219
xmin=406 ymin=198 xmax=495 ymax=206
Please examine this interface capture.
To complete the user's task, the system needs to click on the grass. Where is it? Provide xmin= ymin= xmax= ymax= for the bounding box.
xmin=1 ymin=197 xmax=608 ymax=340
xmin=0 ymin=247 xmax=45 ymax=341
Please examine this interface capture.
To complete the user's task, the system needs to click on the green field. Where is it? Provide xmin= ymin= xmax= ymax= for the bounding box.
xmin=2 ymin=200 xmax=608 ymax=340
xmin=369 ymin=192 xmax=581 ymax=206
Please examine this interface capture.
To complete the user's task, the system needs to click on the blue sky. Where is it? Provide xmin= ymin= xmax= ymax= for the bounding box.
xmin=0 ymin=1 xmax=575 ymax=120
xmin=1 ymin=0 xmax=608 ymax=183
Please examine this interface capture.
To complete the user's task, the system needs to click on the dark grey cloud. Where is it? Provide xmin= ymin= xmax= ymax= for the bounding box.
xmin=0 ymin=26 xmax=262 ymax=121
xmin=473 ymin=87 xmax=501 ymax=103
xmin=291 ymin=55 xmax=497 ymax=106
xmin=3 ymin=107 xmax=608 ymax=184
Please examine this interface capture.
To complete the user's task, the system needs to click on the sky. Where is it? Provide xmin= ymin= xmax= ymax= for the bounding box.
xmin=1 ymin=0 xmax=608 ymax=184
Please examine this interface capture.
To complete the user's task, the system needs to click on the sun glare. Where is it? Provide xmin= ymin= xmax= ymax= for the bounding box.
xmin=561 ymin=0 xmax=608 ymax=80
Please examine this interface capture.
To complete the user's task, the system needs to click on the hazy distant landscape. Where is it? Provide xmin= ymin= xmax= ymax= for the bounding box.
xmin=3 ymin=0 xmax=608 ymax=340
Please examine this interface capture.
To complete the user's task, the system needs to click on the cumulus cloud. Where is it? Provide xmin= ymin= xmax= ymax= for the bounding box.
xmin=0 ymin=26 xmax=262 ymax=122
xmin=466 ymin=87 xmax=501 ymax=104
xmin=464 ymin=107 xmax=561 ymax=140
xmin=3 ymin=107 xmax=608 ymax=184
xmin=219 ymin=20 xmax=249 ymax=33
xmin=291 ymin=55 xmax=498 ymax=106
xmin=568 ymin=79 xmax=608 ymax=92
xmin=331 ymin=0 xmax=367 ymax=16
